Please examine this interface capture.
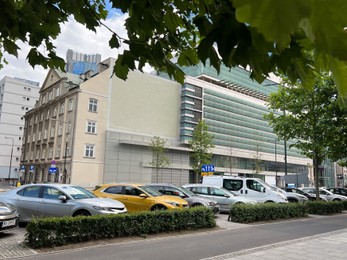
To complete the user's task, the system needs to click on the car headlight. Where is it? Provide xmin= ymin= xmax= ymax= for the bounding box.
xmin=92 ymin=206 xmax=107 ymax=211
xmin=165 ymin=201 xmax=180 ymax=207
xmin=208 ymin=201 xmax=217 ymax=206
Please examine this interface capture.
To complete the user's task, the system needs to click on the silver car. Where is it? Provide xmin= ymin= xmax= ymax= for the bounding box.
xmin=0 ymin=183 xmax=127 ymax=223
xmin=146 ymin=183 xmax=220 ymax=213
xmin=300 ymin=187 xmax=347 ymax=201
xmin=0 ymin=201 xmax=18 ymax=232
xmin=270 ymin=185 xmax=308 ymax=203
xmin=183 ymin=184 xmax=256 ymax=213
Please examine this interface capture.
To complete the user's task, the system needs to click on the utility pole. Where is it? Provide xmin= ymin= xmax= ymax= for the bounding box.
xmin=5 ymin=136 xmax=14 ymax=183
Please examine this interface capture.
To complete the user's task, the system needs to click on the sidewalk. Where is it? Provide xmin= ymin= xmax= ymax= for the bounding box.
xmin=1 ymin=214 xmax=346 ymax=259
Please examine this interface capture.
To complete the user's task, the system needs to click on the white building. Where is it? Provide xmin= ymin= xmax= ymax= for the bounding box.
xmin=0 ymin=77 xmax=40 ymax=181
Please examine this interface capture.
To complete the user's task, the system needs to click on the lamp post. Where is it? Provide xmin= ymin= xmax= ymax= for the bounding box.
xmin=274 ymin=139 xmax=278 ymax=186
xmin=5 ymin=136 xmax=14 ymax=183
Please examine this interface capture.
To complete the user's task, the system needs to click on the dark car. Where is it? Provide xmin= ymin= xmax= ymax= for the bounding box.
xmin=280 ymin=187 xmax=328 ymax=201
xmin=0 ymin=201 xmax=18 ymax=232
xmin=147 ymin=183 xmax=220 ymax=213
xmin=326 ymin=187 xmax=347 ymax=197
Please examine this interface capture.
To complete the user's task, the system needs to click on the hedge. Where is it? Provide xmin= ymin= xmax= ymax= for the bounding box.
xmin=229 ymin=201 xmax=346 ymax=223
xmin=25 ymin=207 xmax=216 ymax=248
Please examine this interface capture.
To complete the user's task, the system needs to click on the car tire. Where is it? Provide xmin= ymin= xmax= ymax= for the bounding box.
xmin=151 ymin=205 xmax=167 ymax=211
xmin=73 ymin=210 xmax=91 ymax=216
xmin=288 ymin=198 xmax=298 ymax=203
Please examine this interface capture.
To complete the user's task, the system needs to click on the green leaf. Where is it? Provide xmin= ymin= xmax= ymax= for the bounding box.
xmin=328 ymin=56 xmax=347 ymax=100
xmin=114 ymin=55 xmax=129 ymax=80
xmin=234 ymin=0 xmax=311 ymax=46
xmin=3 ymin=39 xmax=19 ymax=57
xmin=109 ymin=33 xmax=120 ymax=49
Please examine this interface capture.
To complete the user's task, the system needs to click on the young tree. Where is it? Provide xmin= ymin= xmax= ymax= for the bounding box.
xmin=3 ymin=1 xmax=347 ymax=99
xmin=252 ymin=143 xmax=263 ymax=179
xmin=149 ymin=136 xmax=171 ymax=183
xmin=189 ymin=120 xmax=214 ymax=183
xmin=265 ymin=73 xmax=347 ymax=199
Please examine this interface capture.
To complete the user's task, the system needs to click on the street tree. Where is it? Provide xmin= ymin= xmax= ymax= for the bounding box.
xmin=149 ymin=136 xmax=171 ymax=183
xmin=189 ymin=120 xmax=214 ymax=183
xmin=252 ymin=143 xmax=263 ymax=179
xmin=265 ymin=73 xmax=347 ymax=199
xmin=3 ymin=1 xmax=347 ymax=100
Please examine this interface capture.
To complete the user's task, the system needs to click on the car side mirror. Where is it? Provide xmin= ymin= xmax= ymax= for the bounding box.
xmin=59 ymin=195 xmax=67 ymax=203
xmin=224 ymin=194 xmax=230 ymax=198
xmin=139 ymin=193 xmax=148 ymax=198
xmin=261 ymin=187 xmax=266 ymax=193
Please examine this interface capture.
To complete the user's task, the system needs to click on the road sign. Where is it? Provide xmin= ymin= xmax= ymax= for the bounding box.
xmin=29 ymin=165 xmax=35 ymax=172
xmin=49 ymin=167 xmax=57 ymax=174
xmin=201 ymin=172 xmax=214 ymax=176
xmin=20 ymin=165 xmax=26 ymax=172
xmin=201 ymin=164 xmax=215 ymax=172
xmin=51 ymin=160 xmax=56 ymax=165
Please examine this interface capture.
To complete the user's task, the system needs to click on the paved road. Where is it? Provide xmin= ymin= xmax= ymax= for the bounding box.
xmin=2 ymin=213 xmax=346 ymax=260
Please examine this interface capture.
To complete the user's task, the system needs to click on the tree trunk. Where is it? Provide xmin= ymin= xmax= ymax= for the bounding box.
xmin=313 ymin=157 xmax=321 ymax=200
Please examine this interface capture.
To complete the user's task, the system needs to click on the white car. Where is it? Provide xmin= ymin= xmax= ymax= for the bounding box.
xmin=183 ymin=184 xmax=256 ymax=213
xmin=300 ymin=187 xmax=347 ymax=201
xmin=270 ymin=185 xmax=308 ymax=203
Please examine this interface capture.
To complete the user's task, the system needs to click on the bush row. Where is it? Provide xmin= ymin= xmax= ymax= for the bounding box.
xmin=229 ymin=201 xmax=345 ymax=223
xmin=25 ymin=207 xmax=216 ymax=248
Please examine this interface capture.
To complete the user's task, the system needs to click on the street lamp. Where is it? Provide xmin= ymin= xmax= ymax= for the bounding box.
xmin=5 ymin=136 xmax=14 ymax=183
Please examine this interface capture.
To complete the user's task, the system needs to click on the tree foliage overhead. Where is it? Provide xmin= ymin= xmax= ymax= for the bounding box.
xmin=3 ymin=1 xmax=347 ymax=100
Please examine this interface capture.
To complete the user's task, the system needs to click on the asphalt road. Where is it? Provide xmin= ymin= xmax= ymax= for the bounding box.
xmin=20 ymin=213 xmax=347 ymax=260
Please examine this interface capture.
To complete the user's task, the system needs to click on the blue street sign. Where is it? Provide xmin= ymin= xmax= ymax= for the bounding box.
xmin=201 ymin=164 xmax=215 ymax=172
xmin=29 ymin=165 xmax=35 ymax=172
xmin=49 ymin=167 xmax=57 ymax=174
xmin=20 ymin=165 xmax=26 ymax=170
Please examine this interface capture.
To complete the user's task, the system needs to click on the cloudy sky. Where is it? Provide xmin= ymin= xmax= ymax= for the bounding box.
xmin=0 ymin=11 xmax=128 ymax=86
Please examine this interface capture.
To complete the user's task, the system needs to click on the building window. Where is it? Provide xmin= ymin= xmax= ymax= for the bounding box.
xmin=50 ymin=126 xmax=55 ymax=138
xmin=48 ymin=91 xmax=52 ymax=101
xmin=66 ymin=121 xmax=72 ymax=133
xmin=53 ymin=106 xmax=57 ymax=116
xmin=38 ymin=131 xmax=42 ymax=140
xmin=88 ymin=99 xmax=98 ymax=112
xmin=48 ymin=147 xmax=53 ymax=158
xmin=60 ymin=102 xmax=65 ymax=114
xmin=56 ymin=145 xmax=61 ymax=157
xmin=84 ymin=144 xmax=95 ymax=158
xmin=42 ymin=148 xmax=46 ymax=159
xmin=68 ymin=98 xmax=74 ymax=111
xmin=57 ymin=123 xmax=63 ymax=135
xmin=55 ymin=87 xmax=60 ymax=97
xmin=44 ymin=128 xmax=48 ymax=139
xmin=40 ymin=112 xmax=44 ymax=121
xmin=86 ymin=121 xmax=97 ymax=134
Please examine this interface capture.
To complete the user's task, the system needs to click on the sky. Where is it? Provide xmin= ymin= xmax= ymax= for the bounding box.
xmin=0 ymin=11 xmax=128 ymax=86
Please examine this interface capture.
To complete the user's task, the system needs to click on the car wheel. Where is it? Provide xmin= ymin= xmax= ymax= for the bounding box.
xmin=73 ymin=210 xmax=91 ymax=216
xmin=192 ymin=203 xmax=203 ymax=207
xmin=151 ymin=205 xmax=167 ymax=211
xmin=288 ymin=198 xmax=298 ymax=203
xmin=332 ymin=199 xmax=341 ymax=201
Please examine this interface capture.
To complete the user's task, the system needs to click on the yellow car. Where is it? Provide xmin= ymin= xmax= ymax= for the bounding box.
xmin=93 ymin=183 xmax=189 ymax=212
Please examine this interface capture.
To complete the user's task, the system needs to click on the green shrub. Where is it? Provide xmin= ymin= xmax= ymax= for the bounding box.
xmin=25 ymin=207 xmax=215 ymax=248
xmin=342 ymin=200 xmax=347 ymax=211
xmin=229 ymin=203 xmax=307 ymax=223
xmin=305 ymin=201 xmax=343 ymax=215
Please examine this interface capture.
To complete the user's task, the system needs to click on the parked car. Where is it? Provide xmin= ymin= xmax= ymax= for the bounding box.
xmin=182 ymin=184 xmax=257 ymax=213
xmin=270 ymin=185 xmax=308 ymax=203
xmin=0 ymin=183 xmax=127 ymax=223
xmin=326 ymin=187 xmax=347 ymax=197
xmin=93 ymin=183 xmax=189 ymax=212
xmin=146 ymin=183 xmax=220 ymax=213
xmin=280 ymin=187 xmax=328 ymax=201
xmin=202 ymin=176 xmax=288 ymax=203
xmin=300 ymin=187 xmax=347 ymax=201
xmin=0 ymin=201 xmax=18 ymax=232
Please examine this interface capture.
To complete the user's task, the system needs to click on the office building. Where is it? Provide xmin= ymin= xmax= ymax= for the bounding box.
xmin=0 ymin=77 xmax=40 ymax=180
xmin=21 ymin=58 xmax=312 ymax=187
xmin=66 ymin=49 xmax=101 ymax=75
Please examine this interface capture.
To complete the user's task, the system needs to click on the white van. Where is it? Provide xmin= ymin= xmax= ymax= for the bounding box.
xmin=202 ymin=176 xmax=288 ymax=203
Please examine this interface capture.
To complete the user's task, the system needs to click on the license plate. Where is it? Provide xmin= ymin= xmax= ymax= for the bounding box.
xmin=2 ymin=219 xmax=16 ymax=228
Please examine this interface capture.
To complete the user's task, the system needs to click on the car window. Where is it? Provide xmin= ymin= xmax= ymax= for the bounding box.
xmin=190 ymin=186 xmax=208 ymax=195
xmin=19 ymin=186 xmax=41 ymax=198
xmin=246 ymin=180 xmax=264 ymax=192
xmin=210 ymin=187 xmax=226 ymax=197
xmin=62 ymin=186 xmax=96 ymax=199
xmin=223 ymin=179 xmax=242 ymax=191
xmin=163 ymin=187 xmax=185 ymax=197
xmin=43 ymin=187 xmax=65 ymax=200
xmin=125 ymin=186 xmax=142 ymax=196
xmin=139 ymin=186 xmax=162 ymax=197
xmin=104 ymin=186 xmax=123 ymax=194
xmin=319 ymin=190 xmax=329 ymax=195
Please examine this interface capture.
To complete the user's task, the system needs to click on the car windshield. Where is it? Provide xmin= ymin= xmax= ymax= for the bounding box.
xmin=179 ymin=186 xmax=197 ymax=197
xmin=139 ymin=186 xmax=162 ymax=197
xmin=61 ymin=186 xmax=97 ymax=199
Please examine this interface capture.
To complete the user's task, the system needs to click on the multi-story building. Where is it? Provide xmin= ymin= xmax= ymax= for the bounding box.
xmin=21 ymin=58 xmax=312 ymax=188
xmin=0 ymin=77 xmax=40 ymax=181
xmin=66 ymin=49 xmax=101 ymax=75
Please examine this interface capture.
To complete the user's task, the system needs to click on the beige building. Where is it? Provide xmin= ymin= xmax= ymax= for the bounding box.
xmin=21 ymin=58 xmax=313 ymax=188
